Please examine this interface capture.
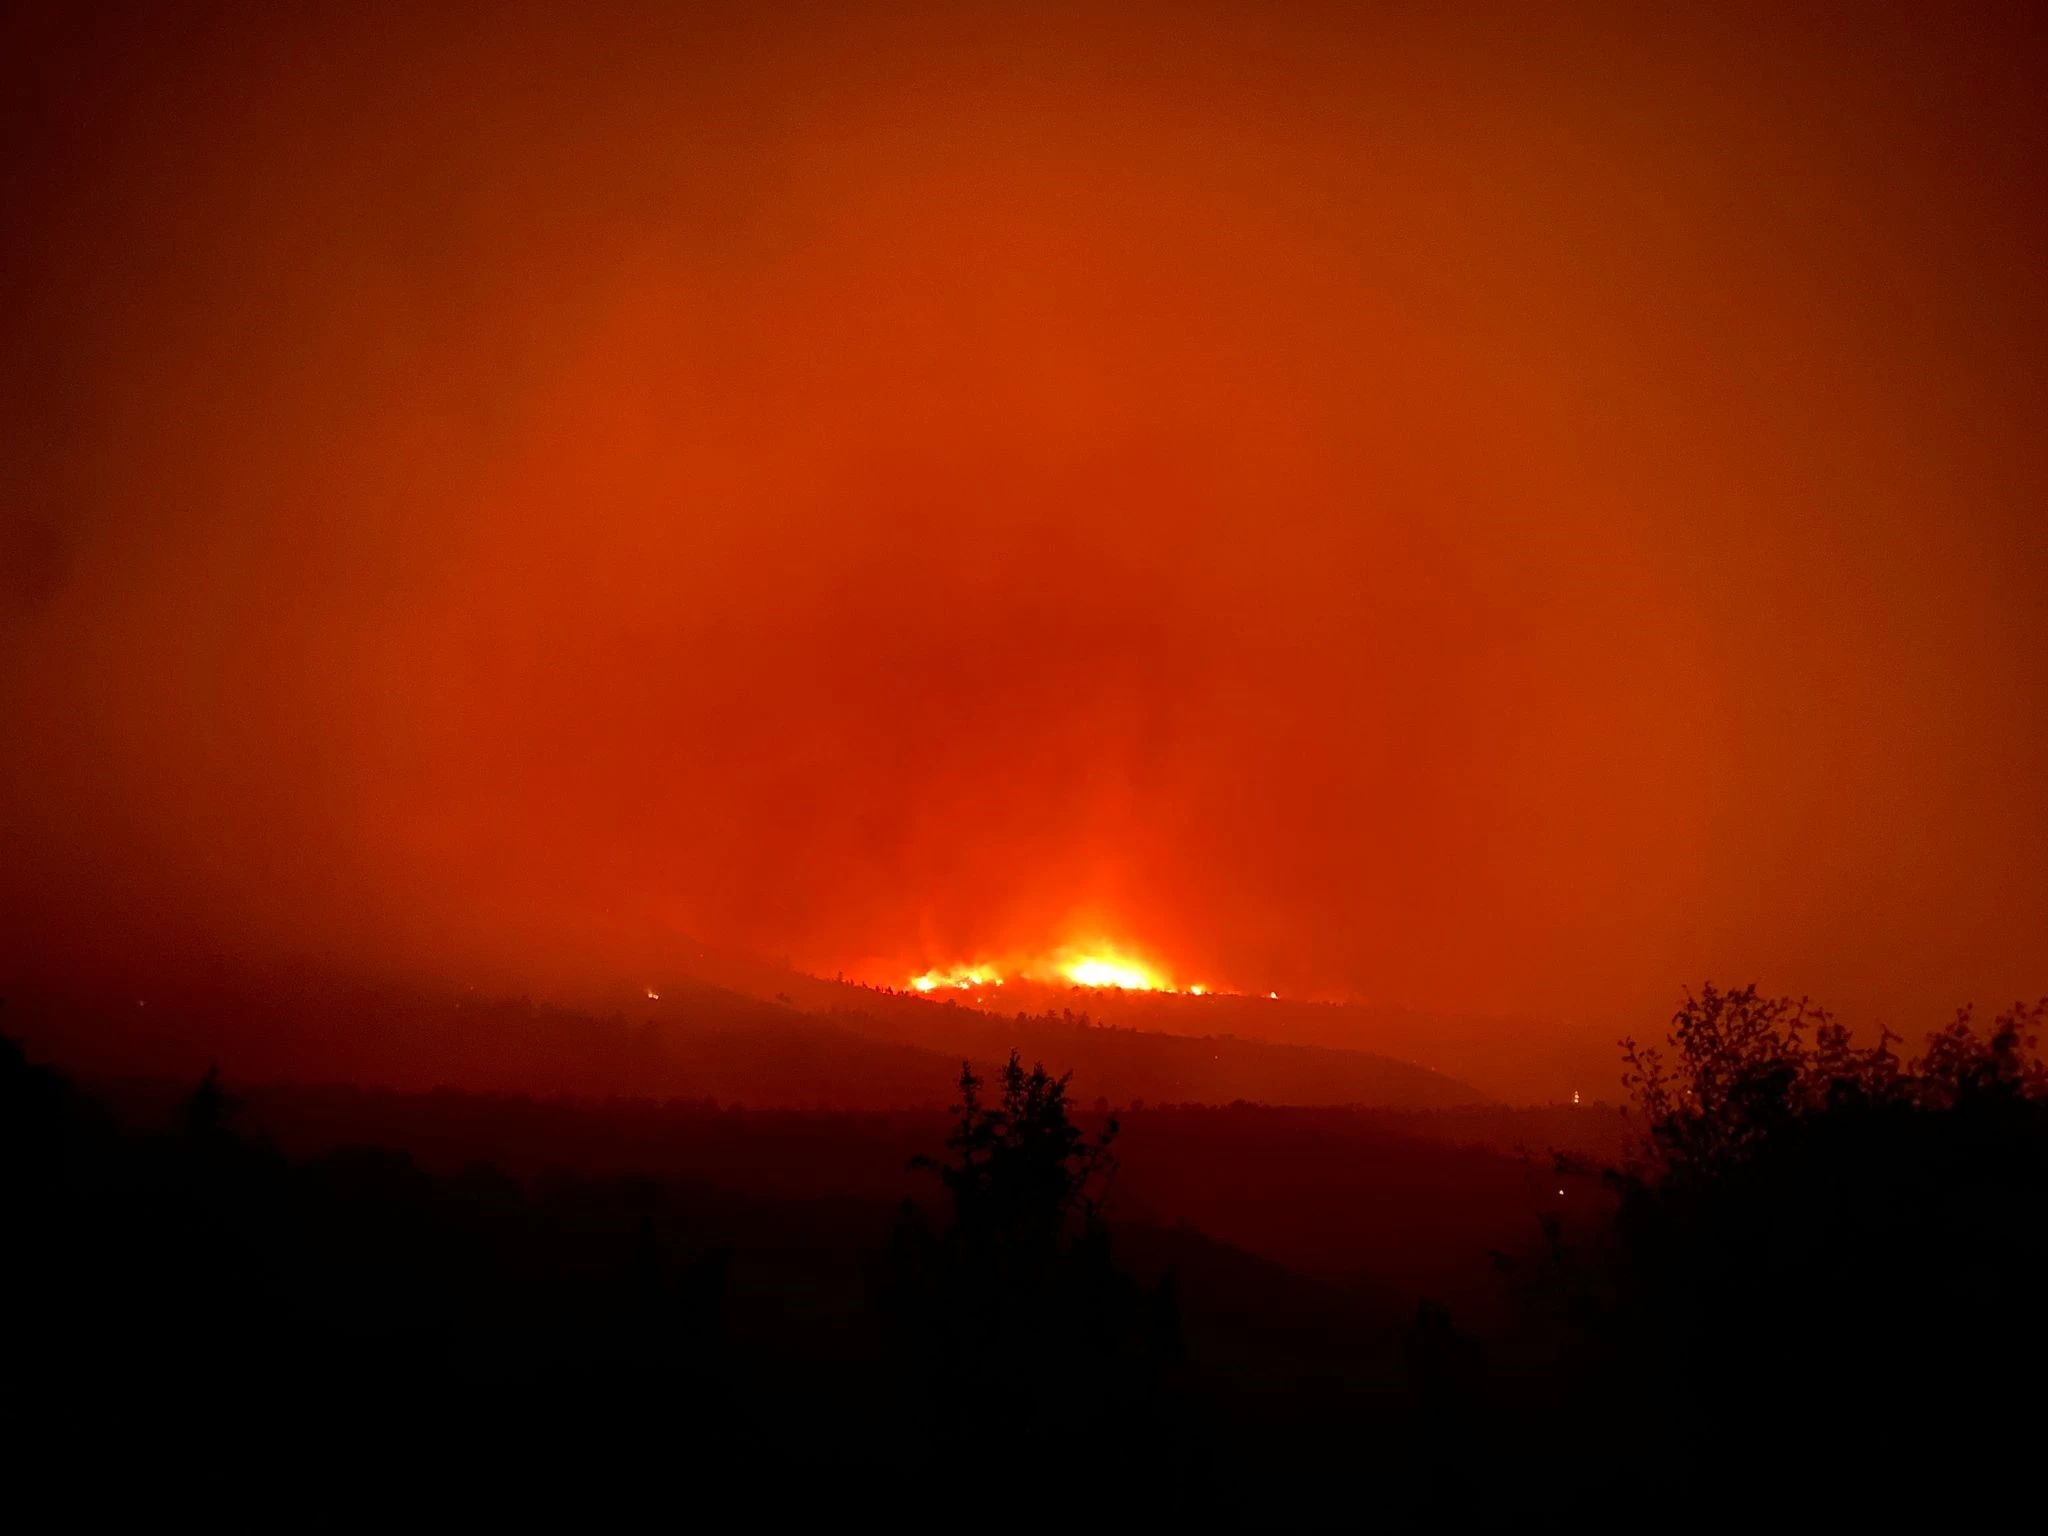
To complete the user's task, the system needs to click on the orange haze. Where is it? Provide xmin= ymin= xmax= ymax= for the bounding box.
xmin=4 ymin=3 xmax=2047 ymax=1088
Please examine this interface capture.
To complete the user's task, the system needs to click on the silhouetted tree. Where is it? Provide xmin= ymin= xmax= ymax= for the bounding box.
xmin=912 ymin=1051 xmax=1118 ymax=1256
xmin=1568 ymin=985 xmax=2048 ymax=1507
xmin=886 ymin=1052 xmax=1180 ymax=1485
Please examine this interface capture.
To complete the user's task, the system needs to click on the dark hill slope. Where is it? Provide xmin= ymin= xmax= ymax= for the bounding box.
xmin=13 ymin=970 xmax=1485 ymax=1110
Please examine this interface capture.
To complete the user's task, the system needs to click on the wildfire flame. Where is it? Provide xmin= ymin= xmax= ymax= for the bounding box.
xmin=909 ymin=966 xmax=1002 ymax=993
xmin=904 ymin=945 xmax=1191 ymax=995
xmin=1060 ymin=955 xmax=1164 ymax=990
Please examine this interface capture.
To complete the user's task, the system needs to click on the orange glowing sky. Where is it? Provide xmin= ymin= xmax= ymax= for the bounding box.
xmin=4 ymin=3 xmax=2048 ymax=1073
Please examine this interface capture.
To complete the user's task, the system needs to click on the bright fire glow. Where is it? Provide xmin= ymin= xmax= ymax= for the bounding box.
xmin=903 ymin=944 xmax=1182 ymax=994
xmin=1061 ymin=955 xmax=1164 ymax=990
xmin=910 ymin=966 xmax=1002 ymax=993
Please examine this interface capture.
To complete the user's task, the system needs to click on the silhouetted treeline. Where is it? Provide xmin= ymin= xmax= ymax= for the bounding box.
xmin=77 ymin=1078 xmax=1610 ymax=1289
xmin=6 ymin=983 xmax=2045 ymax=1519
xmin=1510 ymin=986 xmax=2048 ymax=1513
xmin=3 ymin=1031 xmax=917 ymax=1513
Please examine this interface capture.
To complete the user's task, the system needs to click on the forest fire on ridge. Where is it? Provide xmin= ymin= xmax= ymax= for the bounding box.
xmin=906 ymin=945 xmax=1188 ymax=995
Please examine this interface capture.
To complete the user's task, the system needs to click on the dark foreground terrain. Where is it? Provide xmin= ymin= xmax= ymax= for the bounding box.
xmin=6 ymin=986 xmax=2046 ymax=1522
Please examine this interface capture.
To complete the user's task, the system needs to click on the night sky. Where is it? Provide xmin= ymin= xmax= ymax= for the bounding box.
xmin=5 ymin=3 xmax=2046 ymax=1075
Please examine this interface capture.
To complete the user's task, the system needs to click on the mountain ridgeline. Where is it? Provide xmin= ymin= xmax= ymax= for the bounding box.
xmin=5 ymin=964 xmax=1488 ymax=1112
